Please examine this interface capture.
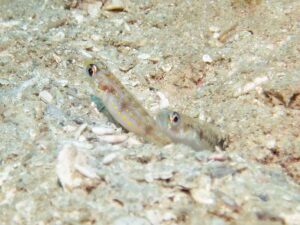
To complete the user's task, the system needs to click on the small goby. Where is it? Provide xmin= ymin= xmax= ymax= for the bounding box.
xmin=156 ymin=109 xmax=225 ymax=151
xmin=85 ymin=61 xmax=172 ymax=145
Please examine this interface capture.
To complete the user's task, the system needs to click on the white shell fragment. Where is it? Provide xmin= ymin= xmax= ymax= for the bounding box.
xmin=87 ymin=2 xmax=102 ymax=17
xmin=202 ymin=54 xmax=213 ymax=63
xmin=157 ymin=91 xmax=169 ymax=109
xmin=56 ymin=143 xmax=100 ymax=192
xmin=144 ymin=173 xmax=154 ymax=183
xmin=235 ymin=76 xmax=269 ymax=96
xmin=98 ymin=134 xmax=128 ymax=144
xmin=39 ymin=90 xmax=53 ymax=104
xmin=138 ymin=53 xmax=151 ymax=60
xmin=209 ymin=25 xmax=220 ymax=32
xmin=190 ymin=175 xmax=213 ymax=204
xmin=161 ymin=64 xmax=173 ymax=73
xmin=74 ymin=123 xmax=88 ymax=140
xmin=163 ymin=212 xmax=177 ymax=221
xmin=126 ymin=136 xmax=143 ymax=147
xmin=265 ymin=136 xmax=276 ymax=149
xmin=103 ymin=0 xmax=126 ymax=12
xmin=91 ymin=126 xmax=116 ymax=135
xmin=102 ymin=153 xmax=119 ymax=165
xmin=191 ymin=188 xmax=215 ymax=205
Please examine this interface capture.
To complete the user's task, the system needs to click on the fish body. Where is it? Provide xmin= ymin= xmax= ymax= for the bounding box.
xmin=85 ymin=62 xmax=172 ymax=145
xmin=156 ymin=109 xmax=225 ymax=151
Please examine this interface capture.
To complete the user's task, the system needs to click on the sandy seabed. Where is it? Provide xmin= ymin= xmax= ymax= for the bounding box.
xmin=0 ymin=0 xmax=300 ymax=224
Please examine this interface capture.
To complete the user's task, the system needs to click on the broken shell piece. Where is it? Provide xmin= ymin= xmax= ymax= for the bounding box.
xmin=103 ymin=0 xmax=126 ymax=12
xmin=126 ymin=136 xmax=143 ymax=147
xmin=74 ymin=123 xmax=88 ymax=139
xmin=235 ymin=76 xmax=269 ymax=96
xmin=202 ymin=54 xmax=213 ymax=63
xmin=91 ymin=126 xmax=116 ymax=135
xmin=63 ymin=125 xmax=77 ymax=133
xmin=209 ymin=25 xmax=220 ymax=33
xmin=102 ymin=153 xmax=119 ymax=165
xmin=98 ymin=134 xmax=128 ymax=144
xmin=113 ymin=216 xmax=151 ymax=225
xmin=161 ymin=64 xmax=172 ymax=73
xmin=157 ymin=91 xmax=169 ymax=109
xmin=87 ymin=2 xmax=102 ymax=17
xmin=39 ymin=90 xmax=53 ymax=104
xmin=159 ymin=171 xmax=173 ymax=180
xmin=52 ymin=53 xmax=62 ymax=64
xmin=163 ymin=212 xmax=177 ymax=221
xmin=144 ymin=173 xmax=154 ymax=183
xmin=56 ymin=143 xmax=100 ymax=192
xmin=191 ymin=188 xmax=216 ymax=205
xmin=208 ymin=153 xmax=228 ymax=162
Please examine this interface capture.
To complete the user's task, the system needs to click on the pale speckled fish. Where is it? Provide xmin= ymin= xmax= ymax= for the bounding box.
xmin=156 ymin=109 xmax=226 ymax=151
xmin=85 ymin=61 xmax=172 ymax=145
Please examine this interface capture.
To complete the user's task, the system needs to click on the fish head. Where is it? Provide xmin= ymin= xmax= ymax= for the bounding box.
xmin=156 ymin=109 xmax=181 ymax=132
xmin=85 ymin=61 xmax=109 ymax=82
xmin=84 ymin=61 xmax=117 ymax=94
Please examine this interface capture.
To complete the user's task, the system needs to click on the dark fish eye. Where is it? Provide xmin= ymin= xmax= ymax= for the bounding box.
xmin=170 ymin=111 xmax=180 ymax=124
xmin=87 ymin=64 xmax=97 ymax=77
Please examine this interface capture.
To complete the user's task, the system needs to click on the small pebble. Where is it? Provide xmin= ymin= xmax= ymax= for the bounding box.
xmin=52 ymin=53 xmax=61 ymax=64
xmin=91 ymin=126 xmax=115 ymax=135
xmin=157 ymin=91 xmax=169 ymax=109
xmin=74 ymin=123 xmax=88 ymax=139
xmin=87 ymin=2 xmax=102 ymax=17
xmin=56 ymin=143 xmax=99 ymax=191
xmin=73 ymin=13 xmax=85 ymax=24
xmin=198 ymin=111 xmax=207 ymax=121
xmin=266 ymin=137 xmax=276 ymax=149
xmin=195 ymin=151 xmax=209 ymax=162
xmin=161 ymin=64 xmax=172 ymax=73
xmin=159 ymin=171 xmax=173 ymax=180
xmin=213 ymin=32 xmax=220 ymax=39
xmin=113 ymin=216 xmax=151 ymax=225
xmin=78 ymin=135 xmax=87 ymax=141
xmin=99 ymin=134 xmax=128 ymax=144
xmin=52 ymin=31 xmax=65 ymax=42
xmin=39 ymin=90 xmax=53 ymax=104
xmin=209 ymin=25 xmax=220 ymax=32
xmin=149 ymin=57 xmax=160 ymax=63
xmin=72 ymin=141 xmax=94 ymax=150
xmin=91 ymin=34 xmax=101 ymax=41
xmin=57 ymin=79 xmax=68 ymax=87
xmin=130 ymin=80 xmax=140 ymax=87
xmin=124 ymin=22 xmax=130 ymax=32
xmin=145 ymin=210 xmax=162 ymax=225
xmin=208 ymin=153 xmax=228 ymax=162
xmin=126 ymin=136 xmax=142 ymax=147
xmin=191 ymin=188 xmax=215 ymax=205
xmin=202 ymin=54 xmax=213 ymax=63
xmin=104 ymin=0 xmax=126 ymax=12
xmin=102 ymin=153 xmax=118 ymax=165
xmin=0 ymin=79 xmax=10 ymax=85
xmin=144 ymin=173 xmax=154 ymax=183
xmin=138 ymin=53 xmax=151 ymax=60
xmin=33 ymin=108 xmax=42 ymax=121
xmin=163 ymin=212 xmax=176 ymax=221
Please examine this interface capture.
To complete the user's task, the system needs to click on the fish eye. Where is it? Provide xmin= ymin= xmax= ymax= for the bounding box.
xmin=170 ymin=111 xmax=180 ymax=124
xmin=87 ymin=64 xmax=97 ymax=77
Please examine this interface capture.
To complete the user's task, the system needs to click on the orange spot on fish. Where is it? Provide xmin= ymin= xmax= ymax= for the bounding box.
xmin=98 ymin=83 xmax=116 ymax=93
